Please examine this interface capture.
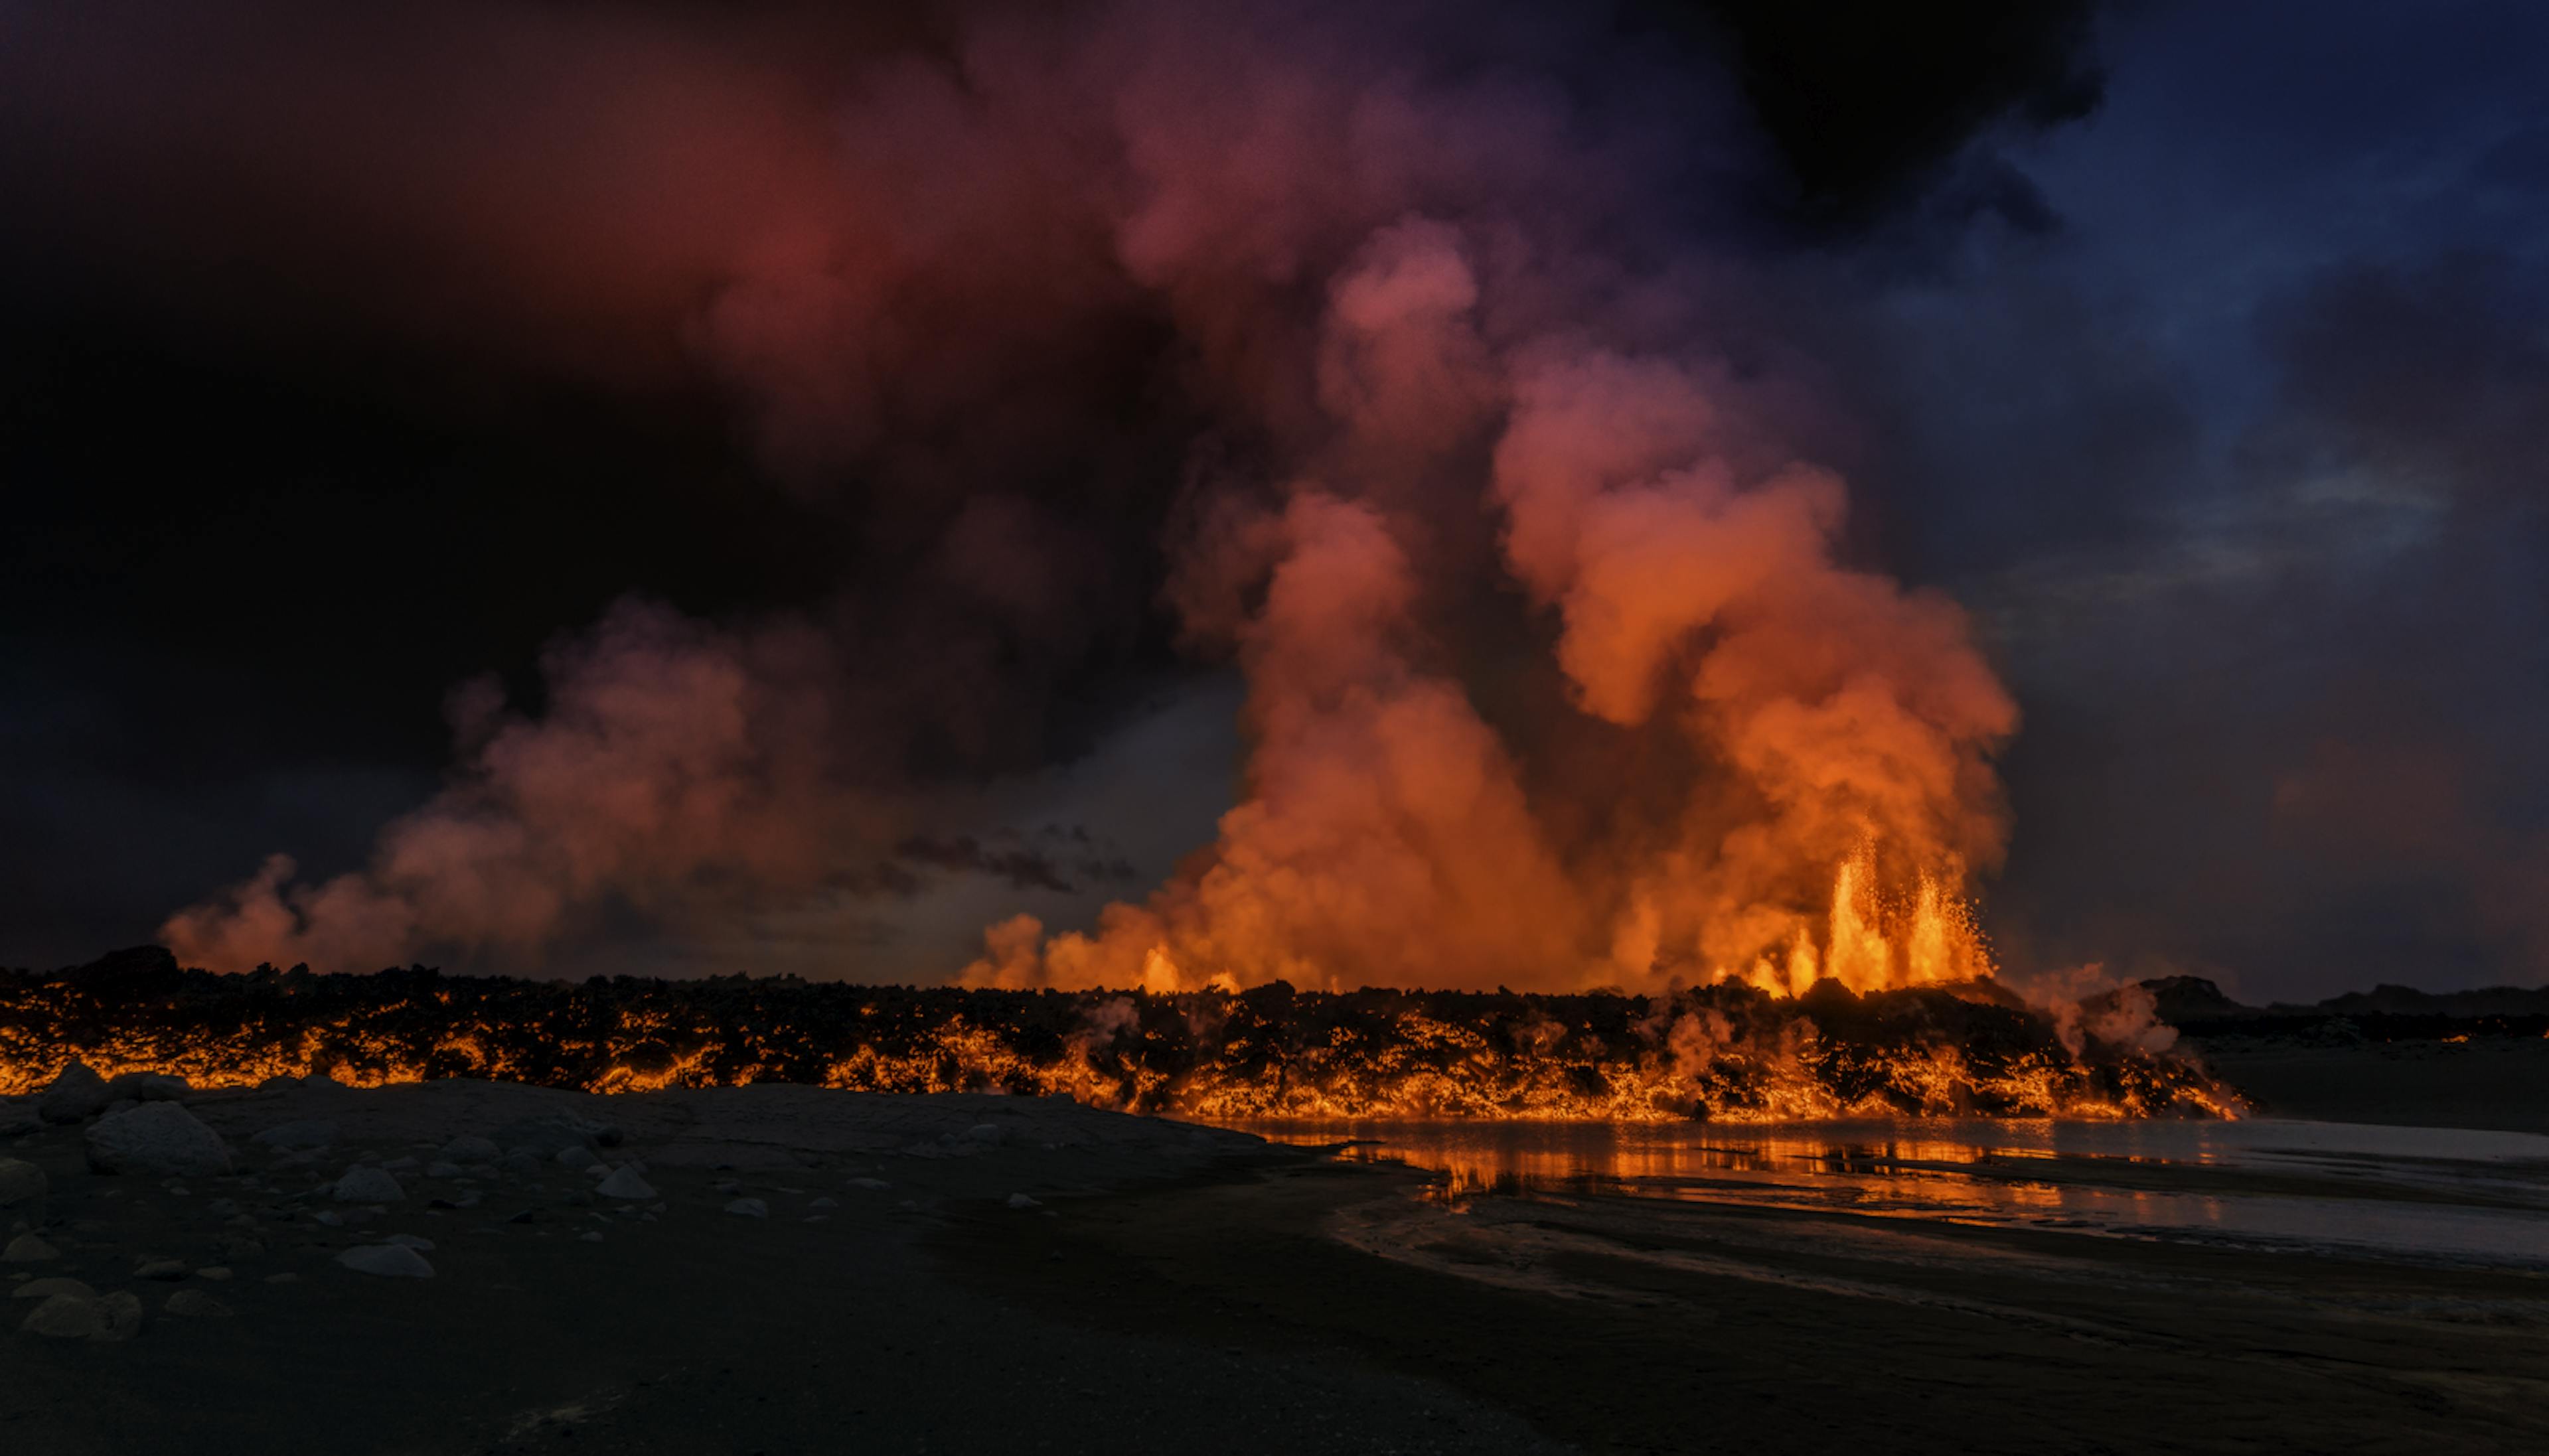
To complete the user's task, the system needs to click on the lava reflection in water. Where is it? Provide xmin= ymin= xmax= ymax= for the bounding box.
xmin=1232 ymin=1117 xmax=2549 ymax=1266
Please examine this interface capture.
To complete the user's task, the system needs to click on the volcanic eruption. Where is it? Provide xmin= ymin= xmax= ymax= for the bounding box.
xmin=102 ymin=0 xmax=2208 ymax=1117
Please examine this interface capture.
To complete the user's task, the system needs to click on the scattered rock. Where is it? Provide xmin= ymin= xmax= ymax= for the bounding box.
xmin=86 ymin=1103 xmax=234 ymax=1177
xmin=163 ymin=1289 xmax=231 ymax=1317
xmin=555 ymin=1145 xmax=601 ymax=1171
xmin=0 ymin=1104 xmax=40 ymax=1137
xmin=104 ymin=1071 xmax=191 ymax=1103
xmin=197 ymin=1267 xmax=233 ymax=1281
xmin=491 ymin=1114 xmax=615 ymax=1158
xmin=441 ymin=1135 xmax=502 ymax=1162
xmin=593 ymin=1167 xmax=657 ymax=1201
xmin=1005 ymin=1193 xmax=1042 ymax=1210
xmin=382 ymin=1234 xmax=435 ymax=1250
xmin=847 ymin=1177 xmax=891 ymax=1191
xmin=335 ymin=1244 xmax=434 ymax=1278
xmin=11 ymin=1277 xmax=96 ymax=1301
xmin=250 ymin=1119 xmax=339 ymax=1150
xmin=425 ymin=1161 xmax=463 ymax=1179
xmin=135 ymin=1259 xmax=189 ymax=1281
xmin=206 ymin=1198 xmax=240 ymax=1218
xmin=332 ymin=1167 xmax=406 ymax=1203
xmin=724 ymin=1198 xmax=769 ymax=1218
xmin=263 ymin=1273 xmax=299 ymax=1285
xmin=578 ymin=1232 xmax=603 ymax=1243
xmin=379 ymin=1156 xmax=420 ymax=1173
xmin=810 ymin=1196 xmax=839 ymax=1208
xmin=963 ymin=1124 xmax=1008 ymax=1147
xmin=99 ymin=1290 xmax=146 ymax=1339
xmin=497 ymin=1151 xmax=544 ymax=1179
xmin=4 ymin=1233 xmax=62 ymax=1263
xmin=37 ymin=1062 xmax=112 ymax=1124
xmin=21 ymin=1289 xmax=143 ymax=1341
xmin=0 ymin=1157 xmax=46 ymax=1207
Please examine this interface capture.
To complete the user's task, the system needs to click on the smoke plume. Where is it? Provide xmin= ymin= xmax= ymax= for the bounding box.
xmin=145 ymin=0 xmax=2027 ymax=991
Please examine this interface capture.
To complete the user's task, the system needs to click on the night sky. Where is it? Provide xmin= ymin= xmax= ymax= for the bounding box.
xmin=3 ymin=1 xmax=2542 ymax=1001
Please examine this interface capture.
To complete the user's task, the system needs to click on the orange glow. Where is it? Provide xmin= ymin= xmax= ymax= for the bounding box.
xmin=0 ymin=964 xmax=2239 ymax=1124
xmin=1730 ymin=843 xmax=1991 ymax=997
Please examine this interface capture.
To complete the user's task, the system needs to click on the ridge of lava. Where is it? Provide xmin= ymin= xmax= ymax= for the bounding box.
xmin=1 ymin=948 xmax=2237 ymax=1122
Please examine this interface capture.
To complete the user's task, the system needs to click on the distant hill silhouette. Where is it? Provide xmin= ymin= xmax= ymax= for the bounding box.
xmin=2137 ymin=974 xmax=2549 ymax=1041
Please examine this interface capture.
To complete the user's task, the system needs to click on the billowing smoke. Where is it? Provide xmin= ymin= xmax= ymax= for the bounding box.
xmin=968 ymin=238 xmax=2017 ymax=992
xmin=163 ymin=603 xmax=872 ymax=974
xmin=143 ymin=0 xmax=2024 ymax=991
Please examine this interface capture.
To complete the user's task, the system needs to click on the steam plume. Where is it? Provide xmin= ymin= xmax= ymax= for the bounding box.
xmin=153 ymin=0 xmax=2020 ymax=992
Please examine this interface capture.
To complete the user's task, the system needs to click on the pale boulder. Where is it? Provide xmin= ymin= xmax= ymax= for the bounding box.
xmin=336 ymin=1244 xmax=434 ymax=1278
xmin=332 ymin=1166 xmax=406 ymax=1203
xmin=37 ymin=1062 xmax=112 ymax=1124
xmin=86 ymin=1103 xmax=234 ymax=1177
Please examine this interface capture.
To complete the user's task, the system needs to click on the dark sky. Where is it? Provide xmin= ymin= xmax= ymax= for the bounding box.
xmin=3 ymin=0 xmax=2542 ymax=1001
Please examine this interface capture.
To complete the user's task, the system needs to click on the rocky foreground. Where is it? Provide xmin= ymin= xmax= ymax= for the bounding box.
xmin=11 ymin=1058 xmax=2548 ymax=1455
xmin=7 ymin=1068 xmax=1596 ymax=1456
xmin=3 ymin=1062 xmax=1265 ymax=1345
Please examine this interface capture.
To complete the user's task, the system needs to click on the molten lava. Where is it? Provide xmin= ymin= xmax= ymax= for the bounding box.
xmin=1 ymin=948 xmax=2238 ymax=1124
xmin=1735 ymin=845 xmax=1993 ymax=999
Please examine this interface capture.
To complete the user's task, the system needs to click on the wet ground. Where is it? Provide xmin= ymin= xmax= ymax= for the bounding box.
xmin=953 ymin=1122 xmax=2549 ymax=1454
xmin=1242 ymin=1116 xmax=2549 ymax=1265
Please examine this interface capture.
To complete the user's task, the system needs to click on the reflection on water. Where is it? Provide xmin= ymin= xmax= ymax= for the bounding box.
xmin=1235 ymin=1118 xmax=2549 ymax=1266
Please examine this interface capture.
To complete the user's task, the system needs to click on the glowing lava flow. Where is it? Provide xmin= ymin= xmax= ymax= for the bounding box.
xmin=1 ymin=948 xmax=2239 ymax=1123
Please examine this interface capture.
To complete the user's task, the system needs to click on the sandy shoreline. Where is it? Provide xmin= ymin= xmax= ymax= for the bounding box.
xmin=7 ymin=1056 xmax=2548 ymax=1454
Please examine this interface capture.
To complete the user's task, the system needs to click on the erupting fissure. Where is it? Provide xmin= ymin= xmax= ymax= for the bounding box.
xmin=1121 ymin=841 xmax=1992 ymax=1005
xmin=1 ymin=950 xmax=2239 ymax=1123
xmin=1746 ymin=845 xmax=1994 ymax=999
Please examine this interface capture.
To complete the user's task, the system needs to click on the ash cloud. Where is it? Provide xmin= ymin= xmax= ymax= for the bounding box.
xmin=895 ymin=830 xmax=1140 ymax=896
xmin=5 ymin=1 xmax=2118 ymax=982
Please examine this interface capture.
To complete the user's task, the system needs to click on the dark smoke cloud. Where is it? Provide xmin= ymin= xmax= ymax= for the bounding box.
xmin=0 ymin=0 xmax=2226 ymax=987
xmin=895 ymin=831 xmax=1141 ymax=897
xmin=1640 ymin=0 xmax=2105 ymax=233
